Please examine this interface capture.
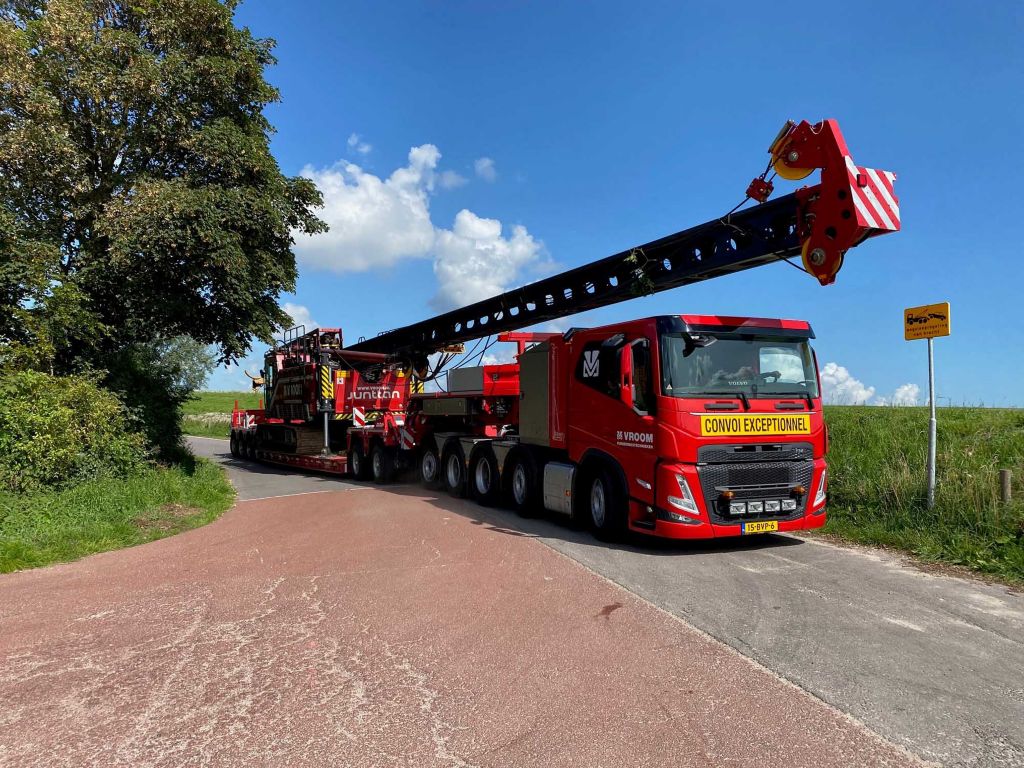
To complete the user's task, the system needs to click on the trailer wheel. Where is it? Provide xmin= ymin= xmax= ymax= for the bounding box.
xmin=442 ymin=441 xmax=467 ymax=498
xmin=507 ymin=453 xmax=540 ymax=517
xmin=469 ymin=447 xmax=500 ymax=506
xmin=229 ymin=431 xmax=239 ymax=458
xmin=349 ymin=444 xmax=371 ymax=481
xmin=371 ymin=444 xmax=395 ymax=484
xmin=419 ymin=445 xmax=441 ymax=488
xmin=240 ymin=433 xmax=251 ymax=461
xmin=588 ymin=468 xmax=626 ymax=542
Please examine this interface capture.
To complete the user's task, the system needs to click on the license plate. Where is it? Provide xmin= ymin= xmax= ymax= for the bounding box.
xmin=742 ymin=520 xmax=779 ymax=535
xmin=700 ymin=413 xmax=811 ymax=437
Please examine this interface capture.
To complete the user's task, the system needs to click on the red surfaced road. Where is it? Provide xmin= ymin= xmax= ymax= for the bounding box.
xmin=0 ymin=487 xmax=922 ymax=767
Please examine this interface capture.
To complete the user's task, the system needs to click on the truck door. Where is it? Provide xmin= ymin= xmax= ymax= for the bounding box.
xmin=616 ymin=338 xmax=657 ymax=503
xmin=569 ymin=335 xmax=657 ymax=503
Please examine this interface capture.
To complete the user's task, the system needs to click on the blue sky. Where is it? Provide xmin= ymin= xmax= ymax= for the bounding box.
xmin=208 ymin=1 xmax=1023 ymax=406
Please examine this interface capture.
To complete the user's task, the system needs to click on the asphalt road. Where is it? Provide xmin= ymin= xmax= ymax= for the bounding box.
xmin=189 ymin=437 xmax=1024 ymax=767
xmin=0 ymin=437 xmax=1019 ymax=766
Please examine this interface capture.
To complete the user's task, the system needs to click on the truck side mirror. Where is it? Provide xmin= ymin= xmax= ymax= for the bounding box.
xmin=619 ymin=343 xmax=634 ymax=409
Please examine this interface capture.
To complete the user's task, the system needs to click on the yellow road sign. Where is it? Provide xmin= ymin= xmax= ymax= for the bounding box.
xmin=904 ymin=302 xmax=951 ymax=341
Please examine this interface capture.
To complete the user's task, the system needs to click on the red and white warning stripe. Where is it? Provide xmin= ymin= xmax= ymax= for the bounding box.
xmin=353 ymin=407 xmax=366 ymax=427
xmin=399 ymin=427 xmax=415 ymax=450
xmin=845 ymin=157 xmax=900 ymax=232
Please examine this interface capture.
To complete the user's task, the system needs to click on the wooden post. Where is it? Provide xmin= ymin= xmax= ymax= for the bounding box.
xmin=999 ymin=469 xmax=1012 ymax=503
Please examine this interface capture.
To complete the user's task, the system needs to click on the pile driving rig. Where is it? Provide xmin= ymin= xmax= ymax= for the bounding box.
xmin=231 ymin=118 xmax=899 ymax=539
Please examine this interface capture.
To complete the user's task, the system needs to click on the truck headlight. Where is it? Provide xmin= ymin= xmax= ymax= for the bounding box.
xmin=667 ymin=473 xmax=699 ymax=516
xmin=813 ymin=470 xmax=827 ymax=508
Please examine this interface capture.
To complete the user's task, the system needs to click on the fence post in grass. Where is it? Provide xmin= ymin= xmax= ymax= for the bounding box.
xmin=1000 ymin=469 xmax=1012 ymax=504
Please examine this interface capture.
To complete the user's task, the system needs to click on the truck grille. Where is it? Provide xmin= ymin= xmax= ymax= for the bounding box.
xmin=696 ymin=443 xmax=814 ymax=524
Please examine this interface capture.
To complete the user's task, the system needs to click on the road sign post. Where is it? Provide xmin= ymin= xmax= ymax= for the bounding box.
xmin=927 ymin=337 xmax=936 ymax=508
xmin=904 ymin=302 xmax=951 ymax=509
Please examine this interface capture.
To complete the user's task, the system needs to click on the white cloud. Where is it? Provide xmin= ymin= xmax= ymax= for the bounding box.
xmin=877 ymin=383 xmax=921 ymax=407
xmin=821 ymin=362 xmax=919 ymax=406
xmin=347 ymin=133 xmax=372 ymax=155
xmin=295 ymin=147 xmax=438 ymax=272
xmin=474 ymin=156 xmax=497 ymax=182
xmin=438 ymin=169 xmax=468 ymax=189
xmin=431 ymin=209 xmax=547 ymax=311
xmin=820 ymin=363 xmax=875 ymax=405
xmin=282 ymin=302 xmax=317 ymax=332
xmin=296 ymin=145 xmax=548 ymax=312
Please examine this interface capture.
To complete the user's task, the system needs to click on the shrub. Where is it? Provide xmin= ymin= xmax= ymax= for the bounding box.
xmin=0 ymin=370 xmax=147 ymax=493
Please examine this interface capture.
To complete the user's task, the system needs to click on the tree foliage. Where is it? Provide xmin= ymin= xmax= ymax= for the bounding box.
xmin=0 ymin=0 xmax=325 ymax=455
xmin=0 ymin=0 xmax=325 ymax=369
xmin=0 ymin=369 xmax=147 ymax=493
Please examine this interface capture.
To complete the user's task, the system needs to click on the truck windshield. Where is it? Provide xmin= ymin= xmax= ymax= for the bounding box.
xmin=660 ymin=333 xmax=819 ymax=399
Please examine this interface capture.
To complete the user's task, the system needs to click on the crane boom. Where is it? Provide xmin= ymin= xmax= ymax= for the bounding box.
xmin=347 ymin=118 xmax=899 ymax=364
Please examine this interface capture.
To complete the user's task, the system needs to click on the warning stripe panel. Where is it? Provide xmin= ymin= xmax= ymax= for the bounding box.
xmin=844 ymin=157 xmax=900 ymax=232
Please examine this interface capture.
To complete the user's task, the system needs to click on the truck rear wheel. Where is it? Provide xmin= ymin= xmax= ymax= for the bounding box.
xmin=349 ymin=444 xmax=370 ymax=481
xmin=442 ymin=441 xmax=467 ymax=498
xmin=420 ymin=445 xmax=441 ymax=488
xmin=371 ymin=444 xmax=395 ymax=484
xmin=588 ymin=468 xmax=626 ymax=542
xmin=507 ymin=453 xmax=540 ymax=517
xmin=229 ymin=432 xmax=239 ymax=458
xmin=470 ymin=447 xmax=500 ymax=506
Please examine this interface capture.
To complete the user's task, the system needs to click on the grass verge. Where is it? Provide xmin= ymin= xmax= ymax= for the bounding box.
xmin=822 ymin=406 xmax=1024 ymax=584
xmin=182 ymin=390 xmax=260 ymax=438
xmin=0 ymin=458 xmax=235 ymax=573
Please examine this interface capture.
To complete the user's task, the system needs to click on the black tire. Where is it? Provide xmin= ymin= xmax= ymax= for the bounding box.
xmin=371 ymin=443 xmax=395 ymax=484
xmin=506 ymin=452 xmax=540 ymax=517
xmin=241 ymin=433 xmax=252 ymax=460
xmin=587 ymin=467 xmax=626 ymax=542
xmin=349 ymin=443 xmax=371 ymax=480
xmin=229 ymin=431 xmax=239 ymax=458
xmin=419 ymin=444 xmax=441 ymax=488
xmin=469 ymin=446 xmax=500 ymax=506
xmin=442 ymin=440 xmax=467 ymax=498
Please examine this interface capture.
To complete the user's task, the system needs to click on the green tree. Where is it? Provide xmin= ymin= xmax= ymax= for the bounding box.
xmin=0 ymin=0 xmax=325 ymax=452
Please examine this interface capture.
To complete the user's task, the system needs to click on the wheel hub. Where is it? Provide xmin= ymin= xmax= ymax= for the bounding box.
xmin=422 ymin=452 xmax=437 ymax=482
xmin=513 ymin=465 xmax=527 ymax=505
xmin=475 ymin=460 xmax=491 ymax=495
xmin=590 ymin=480 xmax=606 ymax=527
xmin=446 ymin=455 xmax=461 ymax=488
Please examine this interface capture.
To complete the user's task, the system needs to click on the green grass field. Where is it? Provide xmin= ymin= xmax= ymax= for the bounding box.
xmin=182 ymin=390 xmax=260 ymax=438
xmin=823 ymin=406 xmax=1024 ymax=583
xmin=0 ymin=458 xmax=235 ymax=573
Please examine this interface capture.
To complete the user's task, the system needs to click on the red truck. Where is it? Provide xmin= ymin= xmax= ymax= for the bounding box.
xmin=406 ymin=315 xmax=826 ymax=539
xmin=230 ymin=118 xmax=897 ymax=540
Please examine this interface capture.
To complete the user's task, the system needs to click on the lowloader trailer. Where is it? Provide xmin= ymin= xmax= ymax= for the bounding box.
xmin=230 ymin=118 xmax=899 ymax=540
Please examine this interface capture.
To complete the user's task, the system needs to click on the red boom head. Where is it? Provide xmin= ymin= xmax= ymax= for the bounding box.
xmin=761 ymin=119 xmax=900 ymax=285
